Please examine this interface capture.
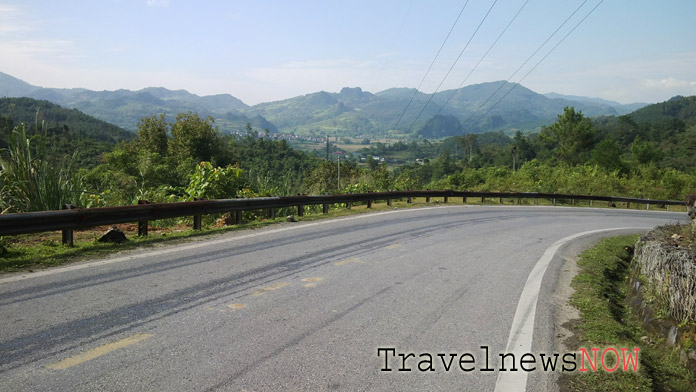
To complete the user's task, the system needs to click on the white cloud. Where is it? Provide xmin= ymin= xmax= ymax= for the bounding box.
xmin=642 ymin=77 xmax=696 ymax=90
xmin=0 ymin=4 xmax=31 ymax=34
xmin=522 ymin=51 xmax=696 ymax=104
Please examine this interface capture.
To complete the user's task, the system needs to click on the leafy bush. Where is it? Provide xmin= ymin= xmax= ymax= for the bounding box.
xmin=184 ymin=161 xmax=245 ymax=201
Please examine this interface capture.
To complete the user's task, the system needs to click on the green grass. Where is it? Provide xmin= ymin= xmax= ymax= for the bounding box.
xmin=561 ymin=235 xmax=696 ymax=391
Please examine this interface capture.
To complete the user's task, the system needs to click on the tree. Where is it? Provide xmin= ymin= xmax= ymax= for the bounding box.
xmin=169 ymin=112 xmax=221 ymax=164
xmin=630 ymin=135 xmax=663 ymax=165
xmin=367 ymin=155 xmax=379 ymax=170
xmin=458 ymin=134 xmax=478 ymax=163
xmin=137 ymin=114 xmax=168 ymax=156
xmin=512 ymin=131 xmax=535 ymax=168
xmin=590 ymin=137 xmax=627 ymax=174
xmin=538 ymin=107 xmax=595 ymax=165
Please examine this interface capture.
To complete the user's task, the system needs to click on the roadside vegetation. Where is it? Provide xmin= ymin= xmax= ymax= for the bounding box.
xmin=1 ymin=97 xmax=695 ymax=269
xmin=561 ymin=235 xmax=696 ymax=391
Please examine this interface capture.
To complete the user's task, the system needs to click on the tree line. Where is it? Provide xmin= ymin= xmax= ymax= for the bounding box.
xmin=1 ymin=103 xmax=694 ymax=215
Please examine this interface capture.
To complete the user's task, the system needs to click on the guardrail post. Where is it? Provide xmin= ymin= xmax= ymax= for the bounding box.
xmin=627 ymin=201 xmax=631 ymax=209
xmin=235 ymin=210 xmax=242 ymax=224
xmin=346 ymin=201 xmax=351 ymax=209
xmin=517 ymin=198 xmax=521 ymax=205
xmin=367 ymin=200 xmax=372 ymax=208
xmin=61 ymin=203 xmax=75 ymax=247
xmin=322 ymin=203 xmax=329 ymax=214
xmin=298 ymin=204 xmax=304 ymax=217
xmin=387 ymin=198 xmax=392 ymax=206
xmin=667 ymin=205 xmax=670 ymax=211
xmin=552 ymin=198 xmax=556 ymax=206
xmin=268 ymin=208 xmax=276 ymax=219
xmin=137 ymin=200 xmax=150 ymax=236
xmin=646 ymin=199 xmax=650 ymax=210
xmin=407 ymin=197 xmax=412 ymax=204
xmin=444 ymin=196 xmax=448 ymax=203
xmin=571 ymin=199 xmax=575 ymax=206
xmin=193 ymin=198 xmax=203 ymax=230
xmin=590 ymin=199 xmax=593 ymax=207
xmin=426 ymin=196 xmax=430 ymax=203
xmin=463 ymin=197 xmax=467 ymax=204
xmin=535 ymin=198 xmax=538 ymax=205
xmin=481 ymin=196 xmax=485 ymax=203
xmin=499 ymin=197 xmax=503 ymax=204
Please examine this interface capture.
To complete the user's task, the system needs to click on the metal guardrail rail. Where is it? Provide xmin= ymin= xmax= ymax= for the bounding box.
xmin=0 ymin=190 xmax=684 ymax=244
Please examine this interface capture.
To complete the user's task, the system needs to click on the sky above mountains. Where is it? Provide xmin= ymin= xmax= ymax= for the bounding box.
xmin=1 ymin=1 xmax=694 ymax=105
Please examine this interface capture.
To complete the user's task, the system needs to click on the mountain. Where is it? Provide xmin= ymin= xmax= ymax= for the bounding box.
xmin=0 ymin=97 xmax=131 ymax=142
xmin=0 ymin=97 xmax=133 ymax=166
xmin=0 ymin=72 xmax=39 ymax=97
xmin=0 ymin=71 xmax=261 ymax=133
xmin=1 ymin=71 xmax=652 ymax=139
xmin=544 ymin=92 xmax=648 ymax=114
xmin=247 ymin=82 xmax=631 ymax=137
xmin=627 ymin=95 xmax=696 ymax=126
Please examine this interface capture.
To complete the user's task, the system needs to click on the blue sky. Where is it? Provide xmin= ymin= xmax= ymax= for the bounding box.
xmin=1 ymin=0 xmax=694 ymax=105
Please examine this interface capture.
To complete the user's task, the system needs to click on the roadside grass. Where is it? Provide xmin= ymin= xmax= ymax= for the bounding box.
xmin=561 ymin=235 xmax=696 ymax=391
xmin=0 ymin=197 xmax=684 ymax=274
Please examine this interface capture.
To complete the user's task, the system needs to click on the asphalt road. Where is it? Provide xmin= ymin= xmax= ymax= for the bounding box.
xmin=0 ymin=205 xmax=687 ymax=391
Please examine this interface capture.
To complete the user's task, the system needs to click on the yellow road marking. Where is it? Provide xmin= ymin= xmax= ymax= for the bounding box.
xmin=252 ymin=282 xmax=291 ymax=296
xmin=334 ymin=257 xmax=361 ymax=266
xmin=46 ymin=333 xmax=153 ymax=370
xmin=301 ymin=277 xmax=324 ymax=288
xmin=385 ymin=244 xmax=401 ymax=249
xmin=227 ymin=303 xmax=247 ymax=310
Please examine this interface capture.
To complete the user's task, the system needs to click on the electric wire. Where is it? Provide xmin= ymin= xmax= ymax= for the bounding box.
xmin=457 ymin=0 xmax=590 ymax=132
xmin=462 ymin=0 xmax=604 ymax=132
xmin=435 ymin=0 xmax=529 ymax=118
xmin=467 ymin=0 xmax=605 ymax=130
xmin=376 ymin=2 xmax=414 ymax=84
xmin=392 ymin=1 xmax=470 ymax=130
xmin=406 ymin=0 xmax=499 ymax=133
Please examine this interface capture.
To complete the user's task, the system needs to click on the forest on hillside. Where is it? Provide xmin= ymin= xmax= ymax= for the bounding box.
xmin=0 ymin=97 xmax=695 ymax=215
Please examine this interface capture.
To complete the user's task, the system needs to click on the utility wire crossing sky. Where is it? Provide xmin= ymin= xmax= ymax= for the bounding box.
xmin=0 ymin=0 xmax=695 ymax=105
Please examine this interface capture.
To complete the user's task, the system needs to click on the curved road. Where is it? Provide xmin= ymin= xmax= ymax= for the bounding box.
xmin=0 ymin=205 xmax=687 ymax=391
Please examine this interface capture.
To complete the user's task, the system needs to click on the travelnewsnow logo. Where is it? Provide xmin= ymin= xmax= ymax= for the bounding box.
xmin=377 ymin=346 xmax=640 ymax=373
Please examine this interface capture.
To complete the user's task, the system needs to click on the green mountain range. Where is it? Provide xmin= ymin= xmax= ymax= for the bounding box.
xmin=1 ymin=71 xmax=650 ymax=138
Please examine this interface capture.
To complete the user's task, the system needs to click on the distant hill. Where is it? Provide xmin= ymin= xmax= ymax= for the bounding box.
xmin=247 ymin=82 xmax=627 ymax=137
xmin=544 ymin=92 xmax=648 ymax=114
xmin=0 ymin=71 xmax=266 ymax=134
xmin=0 ymin=97 xmax=133 ymax=166
xmin=627 ymin=95 xmax=696 ymax=126
xmin=0 ymin=71 xmax=652 ymax=139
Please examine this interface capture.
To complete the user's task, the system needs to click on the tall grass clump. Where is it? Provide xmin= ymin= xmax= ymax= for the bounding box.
xmin=0 ymin=119 xmax=77 ymax=213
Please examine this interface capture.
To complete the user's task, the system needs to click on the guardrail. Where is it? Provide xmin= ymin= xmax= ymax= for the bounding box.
xmin=0 ymin=190 xmax=684 ymax=245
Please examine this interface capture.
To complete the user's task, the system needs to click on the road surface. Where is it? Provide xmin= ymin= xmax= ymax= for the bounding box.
xmin=0 ymin=205 xmax=687 ymax=391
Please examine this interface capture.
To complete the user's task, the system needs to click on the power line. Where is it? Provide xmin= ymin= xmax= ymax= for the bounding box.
xmin=406 ymin=0 xmax=500 ymax=133
xmin=376 ymin=2 xmax=414 ymax=83
xmin=463 ymin=0 xmax=604 ymax=132
xmin=468 ymin=0 xmax=605 ymax=129
xmin=435 ymin=0 xmax=529 ymax=117
xmin=457 ymin=0 xmax=590 ymax=132
xmin=392 ymin=1 xmax=470 ymax=130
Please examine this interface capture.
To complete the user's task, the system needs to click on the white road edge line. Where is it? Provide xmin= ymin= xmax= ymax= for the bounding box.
xmin=0 ymin=206 xmax=449 ymax=284
xmin=493 ymin=226 xmax=652 ymax=392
